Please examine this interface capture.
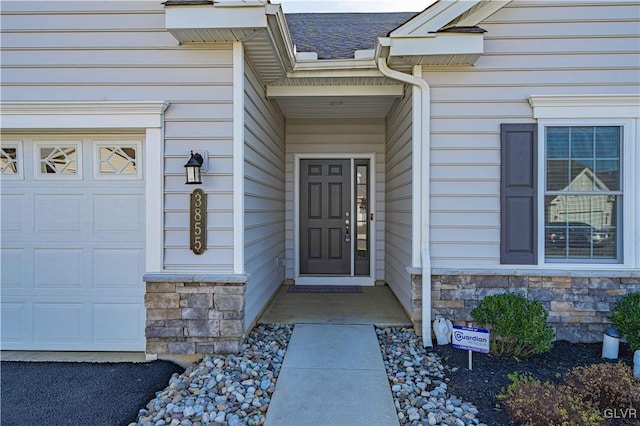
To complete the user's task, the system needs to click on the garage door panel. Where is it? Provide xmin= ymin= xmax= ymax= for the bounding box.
xmin=93 ymin=194 xmax=144 ymax=236
xmin=33 ymin=248 xmax=84 ymax=289
xmin=93 ymin=248 xmax=144 ymax=290
xmin=1 ymin=194 xmax=26 ymax=233
xmin=33 ymin=302 xmax=85 ymax=343
xmin=93 ymin=303 xmax=144 ymax=344
xmin=1 ymin=303 xmax=25 ymax=343
xmin=35 ymin=194 xmax=84 ymax=233
xmin=1 ymin=249 xmax=25 ymax=287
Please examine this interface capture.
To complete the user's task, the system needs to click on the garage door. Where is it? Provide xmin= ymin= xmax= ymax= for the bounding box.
xmin=1 ymin=135 xmax=146 ymax=351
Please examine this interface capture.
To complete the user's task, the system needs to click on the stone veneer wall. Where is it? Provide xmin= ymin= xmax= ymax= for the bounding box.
xmin=143 ymin=275 xmax=247 ymax=355
xmin=410 ymin=274 xmax=640 ymax=343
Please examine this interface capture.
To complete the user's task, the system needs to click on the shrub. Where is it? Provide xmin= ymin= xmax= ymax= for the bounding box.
xmin=609 ymin=291 xmax=640 ymax=351
xmin=564 ymin=362 xmax=640 ymax=412
xmin=470 ymin=292 xmax=555 ymax=359
xmin=498 ymin=373 xmax=603 ymax=426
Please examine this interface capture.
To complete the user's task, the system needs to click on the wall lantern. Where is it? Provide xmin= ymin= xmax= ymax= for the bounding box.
xmin=184 ymin=151 xmax=208 ymax=185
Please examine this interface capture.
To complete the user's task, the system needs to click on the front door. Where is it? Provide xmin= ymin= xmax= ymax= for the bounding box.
xmin=300 ymin=159 xmax=351 ymax=274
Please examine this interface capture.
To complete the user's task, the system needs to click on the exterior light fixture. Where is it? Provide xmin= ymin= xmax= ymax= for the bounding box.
xmin=184 ymin=151 xmax=204 ymax=185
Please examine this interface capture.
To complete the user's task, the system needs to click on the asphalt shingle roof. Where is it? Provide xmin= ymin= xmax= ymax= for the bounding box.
xmin=285 ymin=12 xmax=417 ymax=60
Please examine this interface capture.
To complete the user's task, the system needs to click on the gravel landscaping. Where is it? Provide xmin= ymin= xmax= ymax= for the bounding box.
xmin=377 ymin=327 xmax=484 ymax=426
xmin=130 ymin=323 xmax=293 ymax=426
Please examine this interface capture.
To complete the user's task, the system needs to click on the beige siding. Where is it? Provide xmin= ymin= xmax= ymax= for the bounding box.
xmin=285 ymin=118 xmax=386 ymax=280
xmin=1 ymin=1 xmax=236 ymax=271
xmin=384 ymin=88 xmax=413 ymax=312
xmin=428 ymin=0 xmax=640 ymax=268
xmin=244 ymin=59 xmax=286 ymax=328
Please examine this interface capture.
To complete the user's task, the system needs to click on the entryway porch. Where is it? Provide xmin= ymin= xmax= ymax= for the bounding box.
xmin=258 ymin=284 xmax=411 ymax=327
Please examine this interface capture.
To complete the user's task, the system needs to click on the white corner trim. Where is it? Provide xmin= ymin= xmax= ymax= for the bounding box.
xmin=233 ymin=42 xmax=245 ymax=275
xmin=145 ymin=127 xmax=164 ymax=273
xmin=529 ymin=95 xmax=640 ymax=119
xmin=1 ymin=101 xmax=169 ymax=129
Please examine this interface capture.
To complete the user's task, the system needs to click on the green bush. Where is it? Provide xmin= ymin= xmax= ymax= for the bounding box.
xmin=498 ymin=373 xmax=603 ymax=426
xmin=564 ymin=362 xmax=640 ymax=412
xmin=609 ymin=292 xmax=640 ymax=351
xmin=471 ymin=292 xmax=555 ymax=359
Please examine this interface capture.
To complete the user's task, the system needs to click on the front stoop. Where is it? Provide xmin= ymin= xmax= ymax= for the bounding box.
xmin=143 ymin=275 xmax=247 ymax=356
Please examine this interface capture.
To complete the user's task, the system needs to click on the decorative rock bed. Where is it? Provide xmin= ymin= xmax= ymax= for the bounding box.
xmin=130 ymin=323 xmax=293 ymax=426
xmin=376 ymin=327 xmax=487 ymax=426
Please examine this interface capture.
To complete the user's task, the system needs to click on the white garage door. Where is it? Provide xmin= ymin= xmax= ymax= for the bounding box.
xmin=1 ymin=135 xmax=146 ymax=351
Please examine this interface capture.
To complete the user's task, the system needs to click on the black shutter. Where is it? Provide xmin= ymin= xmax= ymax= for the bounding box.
xmin=500 ymin=123 xmax=537 ymax=264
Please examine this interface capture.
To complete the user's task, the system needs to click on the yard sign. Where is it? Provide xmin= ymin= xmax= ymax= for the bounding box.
xmin=452 ymin=325 xmax=490 ymax=353
xmin=452 ymin=325 xmax=490 ymax=370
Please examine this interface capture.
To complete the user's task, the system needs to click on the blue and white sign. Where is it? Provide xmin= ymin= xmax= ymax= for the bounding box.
xmin=452 ymin=325 xmax=490 ymax=354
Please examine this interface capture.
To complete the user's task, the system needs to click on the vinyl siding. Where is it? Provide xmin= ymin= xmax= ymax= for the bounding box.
xmin=428 ymin=0 xmax=640 ymax=268
xmin=285 ymin=118 xmax=386 ymax=280
xmin=384 ymin=87 xmax=413 ymax=312
xmin=243 ymin=59 xmax=286 ymax=328
xmin=0 ymin=1 xmax=236 ymax=272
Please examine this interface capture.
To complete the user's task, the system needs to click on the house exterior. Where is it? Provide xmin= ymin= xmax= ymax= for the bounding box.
xmin=1 ymin=0 xmax=639 ymax=358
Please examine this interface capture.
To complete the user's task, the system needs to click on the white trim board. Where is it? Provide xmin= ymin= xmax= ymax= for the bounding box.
xmin=293 ymin=153 xmax=377 ymax=286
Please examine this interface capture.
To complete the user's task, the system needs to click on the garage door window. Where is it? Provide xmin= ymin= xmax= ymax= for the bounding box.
xmin=95 ymin=141 xmax=142 ymax=180
xmin=35 ymin=142 xmax=82 ymax=179
xmin=1 ymin=144 xmax=20 ymax=176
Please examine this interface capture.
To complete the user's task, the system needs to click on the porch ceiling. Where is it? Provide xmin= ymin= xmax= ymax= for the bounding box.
xmin=272 ymin=95 xmax=400 ymax=119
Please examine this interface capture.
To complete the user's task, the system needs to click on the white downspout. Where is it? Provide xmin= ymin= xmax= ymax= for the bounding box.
xmin=377 ymin=56 xmax=433 ymax=348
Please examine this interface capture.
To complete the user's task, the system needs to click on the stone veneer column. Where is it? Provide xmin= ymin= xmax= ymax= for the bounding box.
xmin=143 ymin=274 xmax=248 ymax=356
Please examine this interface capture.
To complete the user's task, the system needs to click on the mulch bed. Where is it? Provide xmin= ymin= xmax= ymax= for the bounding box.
xmin=433 ymin=341 xmax=637 ymax=426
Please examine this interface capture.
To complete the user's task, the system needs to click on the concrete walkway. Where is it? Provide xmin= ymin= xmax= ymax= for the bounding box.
xmin=265 ymin=323 xmax=399 ymax=426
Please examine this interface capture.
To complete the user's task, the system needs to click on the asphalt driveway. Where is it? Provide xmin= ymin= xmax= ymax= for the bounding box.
xmin=1 ymin=360 xmax=183 ymax=426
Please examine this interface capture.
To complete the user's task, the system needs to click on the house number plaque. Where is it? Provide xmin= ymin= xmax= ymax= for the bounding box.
xmin=190 ymin=188 xmax=207 ymax=255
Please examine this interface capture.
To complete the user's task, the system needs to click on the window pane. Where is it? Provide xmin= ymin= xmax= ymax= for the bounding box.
xmin=570 ymin=127 xmax=594 ymax=158
xmin=40 ymin=146 xmax=77 ymax=174
xmin=595 ymin=127 xmax=620 ymax=158
xmin=546 ymin=127 xmax=569 ymax=158
xmin=595 ymin=160 xmax=620 ymax=191
xmin=544 ymin=195 xmax=618 ymax=260
xmin=0 ymin=148 xmax=18 ymax=174
xmin=568 ymin=160 xmax=594 ymax=192
xmin=546 ymin=159 xmax=570 ymax=191
xmin=99 ymin=146 xmax=137 ymax=174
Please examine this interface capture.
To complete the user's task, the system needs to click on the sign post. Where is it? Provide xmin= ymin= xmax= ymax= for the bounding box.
xmin=452 ymin=325 xmax=490 ymax=370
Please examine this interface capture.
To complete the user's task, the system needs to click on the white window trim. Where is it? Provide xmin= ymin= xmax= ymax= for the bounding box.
xmin=0 ymin=101 xmax=168 ymax=272
xmin=530 ymin=94 xmax=639 ymax=270
xmin=0 ymin=140 xmax=24 ymax=180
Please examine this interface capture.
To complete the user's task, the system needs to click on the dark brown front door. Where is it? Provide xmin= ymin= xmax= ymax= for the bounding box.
xmin=300 ymin=159 xmax=351 ymax=274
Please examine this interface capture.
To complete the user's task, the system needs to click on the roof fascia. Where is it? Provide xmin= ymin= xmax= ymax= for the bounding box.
xmin=453 ymin=0 xmax=512 ymax=27
xmin=390 ymin=0 xmax=480 ymax=37
xmin=265 ymin=3 xmax=296 ymax=73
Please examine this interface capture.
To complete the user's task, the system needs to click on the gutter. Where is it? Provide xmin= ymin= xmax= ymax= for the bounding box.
xmin=376 ymin=39 xmax=433 ymax=348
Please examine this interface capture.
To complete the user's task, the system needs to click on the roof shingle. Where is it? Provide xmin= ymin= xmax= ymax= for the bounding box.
xmin=285 ymin=12 xmax=417 ymax=60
